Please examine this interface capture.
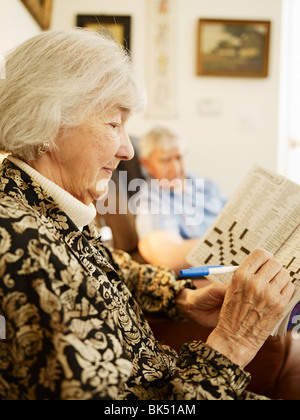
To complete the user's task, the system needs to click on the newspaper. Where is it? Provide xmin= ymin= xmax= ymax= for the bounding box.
xmin=187 ymin=165 xmax=300 ymax=336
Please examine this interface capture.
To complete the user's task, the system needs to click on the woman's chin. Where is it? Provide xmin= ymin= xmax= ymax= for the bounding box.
xmin=94 ymin=190 xmax=109 ymax=202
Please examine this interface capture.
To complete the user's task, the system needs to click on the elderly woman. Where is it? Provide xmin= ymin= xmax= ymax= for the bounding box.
xmin=0 ymin=29 xmax=294 ymax=400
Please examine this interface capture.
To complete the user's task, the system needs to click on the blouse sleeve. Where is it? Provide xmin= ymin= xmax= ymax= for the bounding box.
xmin=168 ymin=341 xmax=267 ymax=400
xmin=110 ymin=248 xmax=195 ymax=319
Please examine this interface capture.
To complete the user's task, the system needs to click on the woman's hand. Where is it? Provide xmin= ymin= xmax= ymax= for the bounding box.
xmin=206 ymin=249 xmax=294 ymax=369
xmin=176 ymin=282 xmax=227 ymax=328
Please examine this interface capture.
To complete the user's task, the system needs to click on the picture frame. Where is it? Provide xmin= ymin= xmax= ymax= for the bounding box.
xmin=197 ymin=19 xmax=271 ymax=78
xmin=21 ymin=0 xmax=53 ymax=30
xmin=77 ymin=15 xmax=131 ymax=52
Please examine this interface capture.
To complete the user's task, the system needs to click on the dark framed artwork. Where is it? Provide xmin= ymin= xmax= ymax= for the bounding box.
xmin=21 ymin=0 xmax=53 ymax=30
xmin=77 ymin=15 xmax=131 ymax=52
xmin=197 ymin=19 xmax=271 ymax=78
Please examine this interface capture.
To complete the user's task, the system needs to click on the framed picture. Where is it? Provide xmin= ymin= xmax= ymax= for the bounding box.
xmin=21 ymin=0 xmax=53 ymax=30
xmin=77 ymin=15 xmax=131 ymax=52
xmin=197 ymin=19 xmax=271 ymax=78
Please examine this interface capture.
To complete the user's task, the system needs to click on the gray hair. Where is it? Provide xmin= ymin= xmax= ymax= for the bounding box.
xmin=139 ymin=126 xmax=186 ymax=159
xmin=0 ymin=28 xmax=147 ymax=160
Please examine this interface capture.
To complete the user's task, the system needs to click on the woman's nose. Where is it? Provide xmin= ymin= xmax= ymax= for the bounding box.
xmin=117 ymin=130 xmax=135 ymax=161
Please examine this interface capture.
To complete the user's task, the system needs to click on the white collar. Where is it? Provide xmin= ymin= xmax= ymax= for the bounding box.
xmin=7 ymin=156 xmax=96 ymax=229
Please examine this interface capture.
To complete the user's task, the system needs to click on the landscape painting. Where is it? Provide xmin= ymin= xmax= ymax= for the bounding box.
xmin=197 ymin=19 xmax=271 ymax=78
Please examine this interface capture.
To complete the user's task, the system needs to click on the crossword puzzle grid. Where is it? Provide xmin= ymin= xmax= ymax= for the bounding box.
xmin=284 ymin=257 xmax=300 ymax=289
xmin=195 ymin=220 xmax=260 ymax=267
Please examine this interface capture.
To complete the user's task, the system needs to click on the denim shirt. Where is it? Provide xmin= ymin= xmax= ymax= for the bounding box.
xmin=136 ymin=174 xmax=227 ymax=240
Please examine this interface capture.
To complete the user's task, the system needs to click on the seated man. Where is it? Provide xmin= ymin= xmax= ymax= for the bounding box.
xmin=136 ymin=126 xmax=226 ymax=273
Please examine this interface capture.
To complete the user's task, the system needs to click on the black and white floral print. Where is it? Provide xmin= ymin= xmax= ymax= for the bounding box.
xmin=0 ymin=159 xmax=264 ymax=400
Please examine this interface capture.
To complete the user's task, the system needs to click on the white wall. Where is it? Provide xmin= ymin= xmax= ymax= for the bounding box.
xmin=51 ymin=0 xmax=284 ymax=195
xmin=0 ymin=0 xmax=41 ymax=53
xmin=175 ymin=0 xmax=284 ymax=195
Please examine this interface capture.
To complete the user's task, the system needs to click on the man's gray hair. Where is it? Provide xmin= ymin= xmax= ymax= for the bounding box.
xmin=139 ymin=126 xmax=186 ymax=159
xmin=0 ymin=28 xmax=147 ymax=160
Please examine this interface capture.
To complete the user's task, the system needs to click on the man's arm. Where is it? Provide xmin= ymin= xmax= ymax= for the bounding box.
xmin=138 ymin=230 xmax=199 ymax=274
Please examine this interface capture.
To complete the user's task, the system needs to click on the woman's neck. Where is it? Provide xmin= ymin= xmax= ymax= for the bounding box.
xmin=7 ymin=156 xmax=96 ymax=229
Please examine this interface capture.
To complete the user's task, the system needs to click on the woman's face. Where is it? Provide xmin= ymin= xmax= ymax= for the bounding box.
xmin=43 ymin=107 xmax=134 ymax=205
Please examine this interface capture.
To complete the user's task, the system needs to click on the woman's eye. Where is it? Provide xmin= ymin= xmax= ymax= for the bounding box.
xmin=110 ymin=123 xmax=120 ymax=129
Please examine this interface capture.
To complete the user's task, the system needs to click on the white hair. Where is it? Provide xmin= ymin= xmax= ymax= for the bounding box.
xmin=139 ymin=126 xmax=186 ymax=159
xmin=0 ymin=28 xmax=147 ymax=160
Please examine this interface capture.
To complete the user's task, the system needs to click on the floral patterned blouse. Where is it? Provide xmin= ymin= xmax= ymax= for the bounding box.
xmin=0 ymin=159 xmax=263 ymax=400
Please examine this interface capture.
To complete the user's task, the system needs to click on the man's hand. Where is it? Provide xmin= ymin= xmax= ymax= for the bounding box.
xmin=138 ymin=230 xmax=199 ymax=274
xmin=175 ymin=283 xmax=227 ymax=328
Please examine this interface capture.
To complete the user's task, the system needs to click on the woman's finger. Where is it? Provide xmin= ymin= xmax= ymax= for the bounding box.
xmin=269 ymin=268 xmax=291 ymax=291
xmin=253 ymin=258 xmax=283 ymax=286
xmin=233 ymin=249 xmax=273 ymax=284
xmin=280 ymin=279 xmax=295 ymax=298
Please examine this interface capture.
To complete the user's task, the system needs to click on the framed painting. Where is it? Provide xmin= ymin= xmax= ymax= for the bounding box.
xmin=21 ymin=0 xmax=53 ymax=30
xmin=77 ymin=15 xmax=131 ymax=52
xmin=197 ymin=19 xmax=271 ymax=78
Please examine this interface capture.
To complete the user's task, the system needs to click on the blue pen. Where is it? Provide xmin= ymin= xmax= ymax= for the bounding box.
xmin=184 ymin=265 xmax=223 ymax=272
xmin=180 ymin=265 xmax=239 ymax=277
